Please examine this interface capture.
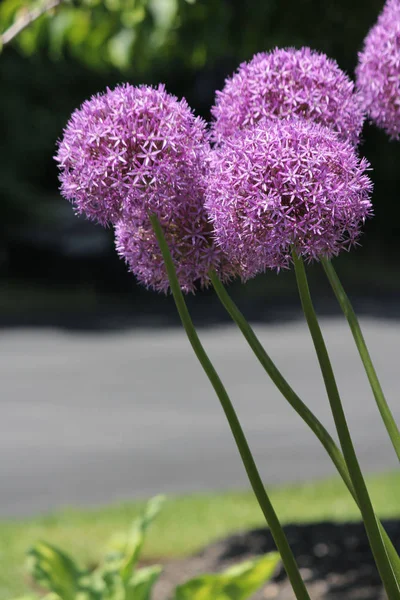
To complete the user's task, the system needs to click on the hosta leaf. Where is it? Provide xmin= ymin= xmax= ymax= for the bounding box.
xmin=103 ymin=495 xmax=165 ymax=581
xmin=27 ymin=542 xmax=81 ymax=600
xmin=125 ymin=565 xmax=163 ymax=600
xmin=173 ymin=552 xmax=280 ymax=600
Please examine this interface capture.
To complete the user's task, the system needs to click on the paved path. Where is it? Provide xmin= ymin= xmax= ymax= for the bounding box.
xmin=0 ymin=318 xmax=399 ymax=516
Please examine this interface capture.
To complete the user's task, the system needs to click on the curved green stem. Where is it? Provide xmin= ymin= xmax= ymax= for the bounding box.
xmin=209 ymin=270 xmax=400 ymax=580
xmin=321 ymin=257 xmax=400 ymax=462
xmin=292 ymin=250 xmax=400 ymax=599
xmin=150 ymin=214 xmax=310 ymax=600
xmin=210 ymin=271 xmax=352 ymax=488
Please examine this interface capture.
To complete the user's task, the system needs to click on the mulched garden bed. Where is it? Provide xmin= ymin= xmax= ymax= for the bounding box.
xmin=153 ymin=520 xmax=400 ymax=599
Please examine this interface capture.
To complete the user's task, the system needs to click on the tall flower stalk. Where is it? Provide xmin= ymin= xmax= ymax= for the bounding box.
xmin=292 ymin=250 xmax=400 ymax=599
xmin=149 ymin=213 xmax=310 ymax=600
xmin=209 ymin=270 xmax=400 ymax=581
xmin=321 ymin=258 xmax=400 ymax=461
xmin=206 ymin=39 xmax=400 ymax=594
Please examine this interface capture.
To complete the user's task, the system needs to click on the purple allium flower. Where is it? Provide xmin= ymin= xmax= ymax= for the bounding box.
xmin=55 ymin=84 xmax=209 ymax=226
xmin=115 ymin=203 xmax=236 ymax=294
xmin=211 ymin=48 xmax=365 ymax=146
xmin=205 ymin=119 xmax=373 ymax=278
xmin=356 ymin=0 xmax=400 ymax=139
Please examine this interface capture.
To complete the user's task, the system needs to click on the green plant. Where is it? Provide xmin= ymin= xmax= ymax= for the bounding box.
xmin=11 ymin=496 xmax=280 ymax=600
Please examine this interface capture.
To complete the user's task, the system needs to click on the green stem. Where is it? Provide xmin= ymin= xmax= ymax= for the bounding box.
xmin=209 ymin=270 xmax=400 ymax=580
xmin=292 ymin=250 xmax=400 ymax=599
xmin=210 ymin=271 xmax=352 ymax=488
xmin=321 ymin=258 xmax=400 ymax=462
xmin=150 ymin=214 xmax=310 ymax=600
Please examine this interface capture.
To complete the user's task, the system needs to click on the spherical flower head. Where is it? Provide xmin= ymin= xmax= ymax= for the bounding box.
xmin=55 ymin=83 xmax=209 ymax=226
xmin=115 ymin=196 xmax=237 ymax=294
xmin=211 ymin=47 xmax=365 ymax=146
xmin=356 ymin=0 xmax=400 ymax=139
xmin=205 ymin=119 xmax=373 ymax=279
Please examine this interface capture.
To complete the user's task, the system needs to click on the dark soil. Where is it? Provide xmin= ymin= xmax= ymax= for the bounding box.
xmin=153 ymin=520 xmax=400 ymax=600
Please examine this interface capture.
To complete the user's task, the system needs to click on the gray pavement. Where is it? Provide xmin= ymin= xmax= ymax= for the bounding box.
xmin=0 ymin=317 xmax=399 ymax=517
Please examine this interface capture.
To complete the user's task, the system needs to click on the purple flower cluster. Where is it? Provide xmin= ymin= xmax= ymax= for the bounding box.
xmin=211 ymin=48 xmax=365 ymax=146
xmin=56 ymin=84 xmax=208 ymax=225
xmin=56 ymin=42 xmax=375 ymax=291
xmin=56 ymin=84 xmax=234 ymax=293
xmin=356 ymin=0 xmax=400 ymax=139
xmin=205 ymin=120 xmax=373 ymax=276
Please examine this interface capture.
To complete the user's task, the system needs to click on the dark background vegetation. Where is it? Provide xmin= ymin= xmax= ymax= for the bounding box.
xmin=1 ymin=0 xmax=399 ymax=327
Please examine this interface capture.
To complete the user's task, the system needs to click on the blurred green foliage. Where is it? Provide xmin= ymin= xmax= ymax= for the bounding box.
xmin=3 ymin=0 xmax=384 ymax=78
xmin=0 ymin=0 xmax=399 ymax=289
xmin=1 ymin=0 xmax=384 ymax=74
xmin=0 ymin=0 xmax=195 ymax=71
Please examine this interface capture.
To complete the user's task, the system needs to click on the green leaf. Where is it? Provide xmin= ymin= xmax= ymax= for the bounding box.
xmin=66 ymin=9 xmax=92 ymax=47
xmin=148 ymin=0 xmax=177 ymax=47
xmin=125 ymin=565 xmax=163 ymax=600
xmin=48 ymin=8 xmax=75 ymax=58
xmin=107 ymin=27 xmax=135 ymax=70
xmin=120 ymin=495 xmax=165 ymax=580
xmin=27 ymin=541 xmax=81 ymax=600
xmin=148 ymin=0 xmax=177 ymax=28
xmin=104 ymin=0 xmax=122 ymax=11
xmin=173 ymin=552 xmax=280 ymax=600
xmin=85 ymin=570 xmax=126 ymax=600
xmin=104 ymin=495 xmax=166 ymax=582
xmin=120 ymin=6 xmax=146 ymax=28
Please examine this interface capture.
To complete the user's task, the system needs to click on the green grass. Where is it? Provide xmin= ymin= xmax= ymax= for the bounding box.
xmin=1 ymin=472 xmax=399 ymax=599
